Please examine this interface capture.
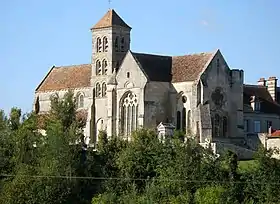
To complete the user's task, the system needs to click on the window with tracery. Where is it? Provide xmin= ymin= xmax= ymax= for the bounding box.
xmin=102 ymin=83 xmax=107 ymax=97
xmin=222 ymin=116 xmax=227 ymax=137
xmin=121 ymin=92 xmax=138 ymax=137
xmin=115 ymin=37 xmax=119 ymax=52
xmin=120 ymin=37 xmax=125 ymax=52
xmin=102 ymin=59 xmax=108 ymax=75
xmin=95 ymin=83 xmax=101 ymax=97
xmin=96 ymin=60 xmax=102 ymax=75
xmin=103 ymin=37 xmax=108 ymax=52
xmin=96 ymin=37 xmax=102 ymax=53
xmin=214 ymin=114 xmax=221 ymax=137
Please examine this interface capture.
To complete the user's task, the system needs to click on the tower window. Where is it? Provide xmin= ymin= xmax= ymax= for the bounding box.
xmin=95 ymin=83 xmax=101 ymax=97
xmin=217 ymin=58 xmax=220 ymax=68
xmin=97 ymin=38 xmax=102 ymax=53
xmin=96 ymin=60 xmax=102 ymax=75
xmin=127 ymin=72 xmax=130 ymax=78
xmin=115 ymin=37 xmax=119 ymax=52
xmin=102 ymin=59 xmax=108 ymax=75
xmin=103 ymin=37 xmax=108 ymax=52
xmin=102 ymin=82 xmax=107 ymax=97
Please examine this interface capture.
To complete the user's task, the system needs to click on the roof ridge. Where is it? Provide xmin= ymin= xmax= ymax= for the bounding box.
xmin=243 ymin=84 xmax=267 ymax=88
xmin=132 ymin=52 xmax=171 ymax=58
xmin=54 ymin=64 xmax=91 ymax=69
xmin=173 ymin=51 xmax=215 ymax=58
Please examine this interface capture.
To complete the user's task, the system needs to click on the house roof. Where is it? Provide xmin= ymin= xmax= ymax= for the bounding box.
xmin=243 ymin=85 xmax=280 ymax=115
xmin=36 ymin=64 xmax=91 ymax=92
xmin=132 ymin=52 xmax=172 ymax=82
xmin=171 ymin=52 xmax=214 ymax=82
xmin=92 ymin=9 xmax=131 ymax=30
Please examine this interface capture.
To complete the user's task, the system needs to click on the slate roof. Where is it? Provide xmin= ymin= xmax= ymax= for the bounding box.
xmin=243 ymin=85 xmax=280 ymax=115
xmin=36 ymin=64 xmax=91 ymax=92
xmin=132 ymin=52 xmax=172 ymax=82
xmin=92 ymin=9 xmax=131 ymax=30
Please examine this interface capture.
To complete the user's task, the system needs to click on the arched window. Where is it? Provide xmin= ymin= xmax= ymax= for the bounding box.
xmin=222 ymin=116 xmax=228 ymax=137
xmin=182 ymin=108 xmax=186 ymax=132
xmin=120 ymin=37 xmax=125 ymax=52
xmin=187 ymin=110 xmax=191 ymax=133
xmin=214 ymin=114 xmax=220 ymax=137
xmin=115 ymin=37 xmax=119 ymax=52
xmin=197 ymin=82 xmax=201 ymax=105
xmin=96 ymin=37 xmax=102 ymax=53
xmin=96 ymin=60 xmax=102 ymax=75
xmin=35 ymin=96 xmax=40 ymax=114
xmin=176 ymin=111 xmax=181 ymax=130
xmin=95 ymin=83 xmax=101 ymax=97
xmin=77 ymin=93 xmax=84 ymax=108
xmin=120 ymin=92 xmax=138 ymax=137
xmin=102 ymin=83 xmax=107 ymax=97
xmin=102 ymin=59 xmax=108 ymax=75
xmin=103 ymin=36 xmax=108 ymax=52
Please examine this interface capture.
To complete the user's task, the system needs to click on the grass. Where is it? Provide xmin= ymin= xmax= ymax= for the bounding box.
xmin=238 ymin=160 xmax=259 ymax=173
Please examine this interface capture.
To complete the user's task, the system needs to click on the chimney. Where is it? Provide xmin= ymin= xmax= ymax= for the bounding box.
xmin=267 ymin=76 xmax=278 ymax=101
xmin=257 ymin=77 xmax=266 ymax=86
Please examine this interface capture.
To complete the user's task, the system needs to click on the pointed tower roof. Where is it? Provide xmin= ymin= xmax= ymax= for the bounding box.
xmin=92 ymin=9 xmax=131 ymax=30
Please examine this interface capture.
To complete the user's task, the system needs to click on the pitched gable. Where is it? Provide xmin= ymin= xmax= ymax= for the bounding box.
xmin=36 ymin=64 xmax=91 ymax=92
xmin=92 ymin=9 xmax=131 ymax=30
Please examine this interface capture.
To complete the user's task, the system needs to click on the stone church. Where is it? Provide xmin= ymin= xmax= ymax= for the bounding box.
xmin=34 ymin=9 xmax=245 ymax=145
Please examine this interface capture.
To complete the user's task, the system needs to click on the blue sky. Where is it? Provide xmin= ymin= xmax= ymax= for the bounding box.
xmin=1 ymin=0 xmax=280 ymax=114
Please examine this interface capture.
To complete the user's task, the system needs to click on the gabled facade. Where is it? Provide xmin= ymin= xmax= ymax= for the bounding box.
xmin=34 ymin=9 xmax=246 ymax=146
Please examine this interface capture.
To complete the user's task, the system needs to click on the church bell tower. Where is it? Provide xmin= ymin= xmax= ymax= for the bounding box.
xmin=90 ymin=9 xmax=132 ymax=85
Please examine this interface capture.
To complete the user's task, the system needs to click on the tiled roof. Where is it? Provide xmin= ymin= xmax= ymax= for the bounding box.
xmin=171 ymin=52 xmax=214 ymax=82
xmin=36 ymin=64 xmax=91 ymax=92
xmin=36 ymin=51 xmax=215 ymax=91
xmin=243 ymin=85 xmax=280 ymax=114
xmin=132 ymin=51 xmax=215 ymax=82
xmin=132 ymin=52 xmax=172 ymax=82
xmin=92 ymin=9 xmax=131 ymax=30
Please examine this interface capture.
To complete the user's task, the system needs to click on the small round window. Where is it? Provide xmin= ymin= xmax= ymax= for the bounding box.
xmin=182 ymin=96 xmax=187 ymax=103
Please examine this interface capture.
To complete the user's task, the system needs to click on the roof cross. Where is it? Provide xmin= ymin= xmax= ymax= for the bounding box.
xmin=108 ymin=0 xmax=112 ymax=9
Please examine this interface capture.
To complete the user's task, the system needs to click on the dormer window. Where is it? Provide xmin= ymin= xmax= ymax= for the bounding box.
xmin=255 ymin=101 xmax=261 ymax=111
